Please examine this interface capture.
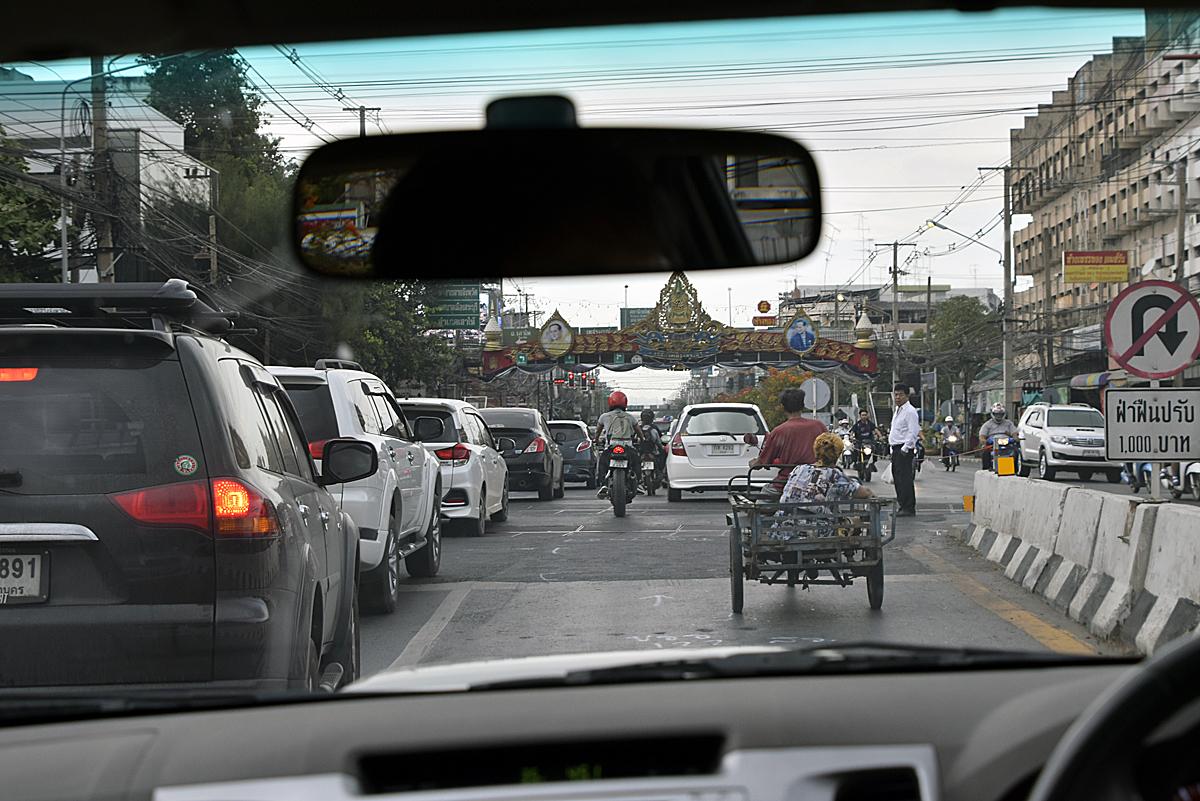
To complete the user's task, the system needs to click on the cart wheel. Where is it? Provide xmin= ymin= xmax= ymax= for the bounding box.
xmin=728 ymin=526 xmax=744 ymax=614
xmin=867 ymin=551 xmax=884 ymax=611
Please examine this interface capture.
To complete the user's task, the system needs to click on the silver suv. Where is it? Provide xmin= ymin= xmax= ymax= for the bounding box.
xmin=1016 ymin=402 xmax=1122 ymax=483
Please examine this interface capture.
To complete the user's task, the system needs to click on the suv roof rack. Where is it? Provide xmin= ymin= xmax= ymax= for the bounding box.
xmin=0 ymin=279 xmax=238 ymax=335
xmin=314 ymin=359 xmax=364 ymax=371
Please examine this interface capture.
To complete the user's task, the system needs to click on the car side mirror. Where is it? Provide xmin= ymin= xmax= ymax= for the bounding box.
xmin=320 ymin=439 xmax=378 ymax=485
xmin=743 ymin=433 xmax=759 ymax=447
xmin=497 ymin=437 xmax=517 ymax=451
xmin=553 ymin=432 xmax=567 ymax=443
xmin=412 ymin=416 xmax=446 ymax=442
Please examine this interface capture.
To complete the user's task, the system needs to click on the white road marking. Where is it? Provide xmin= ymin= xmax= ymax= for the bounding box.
xmin=388 ymin=585 xmax=472 ymax=669
xmin=639 ymin=594 xmax=674 ymax=607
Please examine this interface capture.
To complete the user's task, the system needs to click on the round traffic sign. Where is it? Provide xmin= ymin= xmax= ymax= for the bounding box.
xmin=800 ymin=377 xmax=832 ymax=410
xmin=757 ymin=300 xmax=772 ymax=313
xmin=1104 ymin=279 xmax=1200 ymax=379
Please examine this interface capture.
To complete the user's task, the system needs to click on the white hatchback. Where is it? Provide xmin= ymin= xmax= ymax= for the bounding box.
xmin=397 ymin=399 xmax=512 ymax=536
xmin=665 ymin=403 xmax=767 ymax=501
xmin=271 ymin=361 xmax=444 ymax=616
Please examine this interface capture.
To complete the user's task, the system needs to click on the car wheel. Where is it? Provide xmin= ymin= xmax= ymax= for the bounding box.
xmin=1078 ymin=470 xmax=1093 ymax=482
xmin=537 ymin=477 xmax=554 ymax=501
xmin=585 ymin=471 xmax=597 ymax=489
xmin=329 ymin=581 xmax=360 ymax=687
xmin=668 ymin=487 xmax=682 ymax=502
xmin=458 ymin=490 xmax=487 ymax=536
xmin=490 ymin=481 xmax=510 ymax=522
xmin=1039 ymin=450 xmax=1057 ymax=481
xmin=407 ymin=496 xmax=443 ymax=577
xmin=1107 ymin=469 xmax=1124 ymax=484
xmin=362 ymin=505 xmax=400 ymax=615
xmin=303 ymin=634 xmax=321 ymax=692
xmin=553 ymin=471 xmax=564 ymax=499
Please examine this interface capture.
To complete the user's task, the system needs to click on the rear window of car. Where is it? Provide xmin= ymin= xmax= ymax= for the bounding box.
xmin=282 ymin=384 xmax=341 ymax=443
xmin=549 ymin=423 xmax=588 ymax=442
xmin=1047 ymin=409 xmax=1105 ymax=428
xmin=400 ymin=406 xmax=459 ymax=441
xmin=479 ymin=409 xmax=537 ymax=429
xmin=683 ymin=409 xmax=766 ymax=435
xmin=0 ymin=359 xmax=204 ymax=495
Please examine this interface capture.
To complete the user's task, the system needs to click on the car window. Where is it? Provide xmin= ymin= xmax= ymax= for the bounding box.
xmin=370 ymin=395 xmax=401 ymax=438
xmin=218 ymin=360 xmax=283 ymax=473
xmin=1029 ymin=411 xmax=1043 ymax=428
xmin=383 ymin=396 xmax=414 ymax=440
xmin=401 ymin=406 xmax=457 ymax=441
xmin=683 ymin=409 xmax=766 ymax=435
xmin=283 ymin=383 xmax=341 ymax=443
xmin=0 ymin=358 xmax=205 ymax=495
xmin=1047 ymin=409 xmax=1105 ymax=428
xmin=258 ymin=391 xmax=306 ymax=478
xmin=478 ymin=409 xmax=538 ymax=429
xmin=470 ymin=414 xmax=497 ymax=448
xmin=351 ymin=383 xmax=383 ymax=435
xmin=550 ymin=423 xmax=588 ymax=444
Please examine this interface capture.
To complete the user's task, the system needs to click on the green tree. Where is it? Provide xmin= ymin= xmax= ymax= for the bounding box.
xmin=0 ymin=127 xmax=59 ymax=281
xmin=716 ymin=367 xmax=814 ymax=427
xmin=924 ymin=296 xmax=1001 ymax=404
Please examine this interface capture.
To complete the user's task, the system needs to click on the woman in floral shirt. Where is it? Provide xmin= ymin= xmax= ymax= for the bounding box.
xmin=780 ymin=432 xmax=874 ymax=505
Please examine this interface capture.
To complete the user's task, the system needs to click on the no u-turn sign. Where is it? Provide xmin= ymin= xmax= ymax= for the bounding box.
xmin=1104 ymin=280 xmax=1200 ymax=379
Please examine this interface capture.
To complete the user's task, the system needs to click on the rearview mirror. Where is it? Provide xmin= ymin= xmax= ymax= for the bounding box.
xmin=496 ymin=437 xmax=517 ymax=451
xmin=412 ymin=416 xmax=446 ymax=442
xmin=293 ymin=99 xmax=820 ymax=278
xmin=320 ymin=439 xmax=378 ymax=485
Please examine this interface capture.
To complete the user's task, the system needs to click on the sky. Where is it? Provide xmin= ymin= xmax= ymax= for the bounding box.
xmin=5 ymin=8 xmax=1147 ymax=403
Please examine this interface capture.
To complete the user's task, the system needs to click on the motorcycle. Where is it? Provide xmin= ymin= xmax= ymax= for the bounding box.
xmin=604 ymin=442 xmax=634 ymax=517
xmin=639 ymin=440 xmax=664 ymax=496
xmin=851 ymin=437 xmax=876 ymax=483
xmin=840 ymin=434 xmax=856 ymax=470
xmin=1161 ymin=461 xmax=1200 ymax=500
xmin=986 ymin=434 xmax=1019 ymax=475
xmin=914 ymin=440 xmax=926 ymax=473
xmin=941 ymin=433 xmax=961 ymax=472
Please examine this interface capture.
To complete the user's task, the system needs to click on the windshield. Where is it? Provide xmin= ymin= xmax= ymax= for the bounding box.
xmin=2 ymin=6 xmax=1179 ymax=706
xmin=683 ymin=409 xmax=766 ymax=435
xmin=1047 ymin=409 xmax=1105 ymax=428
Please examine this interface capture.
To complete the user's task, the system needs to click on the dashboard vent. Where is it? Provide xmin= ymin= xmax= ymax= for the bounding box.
xmin=833 ymin=767 xmax=922 ymax=801
xmin=358 ymin=734 xmax=724 ymax=794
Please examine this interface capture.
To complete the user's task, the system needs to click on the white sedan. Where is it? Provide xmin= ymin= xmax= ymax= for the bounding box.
xmin=665 ymin=403 xmax=767 ymax=502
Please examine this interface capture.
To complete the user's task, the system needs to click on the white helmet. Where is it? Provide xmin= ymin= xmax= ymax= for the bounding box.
xmin=991 ymin=402 xmax=1006 ymax=415
xmin=944 ymin=416 xmax=954 ymax=423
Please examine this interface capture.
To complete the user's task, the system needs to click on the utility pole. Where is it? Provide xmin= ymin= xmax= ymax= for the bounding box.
xmin=343 ymin=106 xmax=381 ymax=138
xmin=1176 ymin=155 xmax=1188 ymax=388
xmin=875 ymin=241 xmax=917 ymax=386
xmin=91 ymin=56 xmax=115 ymax=283
xmin=1041 ymin=224 xmax=1056 ymax=388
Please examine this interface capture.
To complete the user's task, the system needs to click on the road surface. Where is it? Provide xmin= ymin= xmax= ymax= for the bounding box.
xmin=360 ymin=463 xmax=1127 ymax=679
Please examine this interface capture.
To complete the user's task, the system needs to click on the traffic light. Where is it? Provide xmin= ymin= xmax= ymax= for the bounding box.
xmin=567 ymin=373 xmax=576 ymax=388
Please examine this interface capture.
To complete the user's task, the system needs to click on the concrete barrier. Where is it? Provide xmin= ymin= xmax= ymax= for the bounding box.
xmin=1129 ymin=504 xmax=1200 ymax=654
xmin=963 ymin=471 xmax=1200 ymax=654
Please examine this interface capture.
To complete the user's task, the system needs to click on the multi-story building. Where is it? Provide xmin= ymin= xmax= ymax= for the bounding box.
xmin=1010 ymin=10 xmax=1200 ymax=402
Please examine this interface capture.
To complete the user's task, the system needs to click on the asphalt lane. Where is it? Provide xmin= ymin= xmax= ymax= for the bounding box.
xmin=360 ymin=462 xmax=1125 ymax=679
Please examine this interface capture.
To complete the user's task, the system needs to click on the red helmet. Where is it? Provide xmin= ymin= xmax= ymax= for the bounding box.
xmin=607 ymin=391 xmax=628 ymax=409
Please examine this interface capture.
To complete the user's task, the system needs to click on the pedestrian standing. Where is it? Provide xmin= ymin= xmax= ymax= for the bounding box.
xmin=888 ymin=383 xmax=920 ymax=517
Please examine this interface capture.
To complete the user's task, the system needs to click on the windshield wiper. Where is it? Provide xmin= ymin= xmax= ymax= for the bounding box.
xmin=473 ymin=643 xmax=1135 ymax=691
xmin=0 ymin=688 xmax=336 ymax=727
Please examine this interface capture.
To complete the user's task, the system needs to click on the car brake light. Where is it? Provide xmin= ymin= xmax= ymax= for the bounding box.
xmin=671 ymin=433 xmax=687 ymax=457
xmin=308 ymin=439 xmax=328 ymax=460
xmin=0 ymin=367 xmax=38 ymax=382
xmin=434 ymin=443 xmax=472 ymax=464
xmin=111 ymin=480 xmax=210 ymax=530
xmin=523 ymin=437 xmax=546 ymax=454
xmin=212 ymin=478 xmax=280 ymax=537
xmin=576 ymin=440 xmax=591 ymax=452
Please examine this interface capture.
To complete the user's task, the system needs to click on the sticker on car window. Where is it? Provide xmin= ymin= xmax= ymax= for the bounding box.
xmin=174 ymin=455 xmax=199 ymax=476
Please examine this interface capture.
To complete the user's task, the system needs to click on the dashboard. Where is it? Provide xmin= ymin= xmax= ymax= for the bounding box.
xmin=0 ymin=663 xmax=1149 ymax=801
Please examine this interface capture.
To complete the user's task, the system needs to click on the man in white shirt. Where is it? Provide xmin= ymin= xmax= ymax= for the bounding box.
xmin=888 ymin=383 xmax=920 ymax=517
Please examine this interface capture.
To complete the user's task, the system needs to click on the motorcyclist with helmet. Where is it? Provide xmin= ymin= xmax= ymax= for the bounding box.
xmin=595 ymin=391 xmax=643 ymax=499
xmin=941 ymin=416 xmax=962 ymax=470
xmin=979 ymin=402 xmax=1018 ymax=471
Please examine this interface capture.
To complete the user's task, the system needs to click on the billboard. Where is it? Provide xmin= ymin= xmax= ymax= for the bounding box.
xmin=620 ymin=307 xmax=653 ymax=328
xmin=428 ymin=281 xmax=482 ymax=329
xmin=1063 ymin=251 xmax=1129 ymax=283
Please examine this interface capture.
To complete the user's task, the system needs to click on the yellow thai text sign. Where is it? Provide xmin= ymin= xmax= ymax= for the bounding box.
xmin=1062 ymin=250 xmax=1129 ymax=283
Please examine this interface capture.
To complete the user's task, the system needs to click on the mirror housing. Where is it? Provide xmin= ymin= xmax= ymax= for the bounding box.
xmin=320 ymin=439 xmax=378 ymax=486
xmin=412 ymin=416 xmax=446 ymax=442
xmin=496 ymin=437 xmax=517 ymax=451
xmin=293 ymin=121 xmax=820 ymax=279
xmin=743 ymin=433 xmax=760 ymax=447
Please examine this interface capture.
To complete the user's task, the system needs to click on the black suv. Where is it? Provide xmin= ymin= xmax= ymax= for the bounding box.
xmin=0 ymin=282 xmax=375 ymax=692
xmin=478 ymin=407 xmax=564 ymax=500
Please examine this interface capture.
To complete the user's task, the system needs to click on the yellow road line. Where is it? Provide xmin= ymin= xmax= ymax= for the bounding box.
xmin=907 ymin=544 xmax=1095 ymax=655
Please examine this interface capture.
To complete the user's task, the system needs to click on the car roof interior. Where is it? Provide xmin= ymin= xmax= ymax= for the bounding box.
xmin=3 ymin=0 xmax=1176 ymax=63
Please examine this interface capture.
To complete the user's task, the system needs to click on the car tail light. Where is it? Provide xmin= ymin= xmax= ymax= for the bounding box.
xmin=434 ymin=443 xmax=472 ymax=465
xmin=576 ymin=440 xmax=591 ymax=453
xmin=0 ymin=367 xmax=38 ymax=382
xmin=611 ymin=445 xmax=626 ymax=455
xmin=111 ymin=480 xmax=210 ymax=530
xmin=523 ymin=437 xmax=546 ymax=454
xmin=670 ymin=433 xmax=687 ymax=457
xmin=212 ymin=478 xmax=280 ymax=537
xmin=308 ymin=439 xmax=328 ymax=460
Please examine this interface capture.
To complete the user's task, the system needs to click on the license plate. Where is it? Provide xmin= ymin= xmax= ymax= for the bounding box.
xmin=0 ymin=553 xmax=48 ymax=605
xmin=1083 ymin=449 xmax=1102 ymax=457
xmin=609 ymin=460 xmax=628 ymax=468
xmin=709 ymin=444 xmax=737 ymax=455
